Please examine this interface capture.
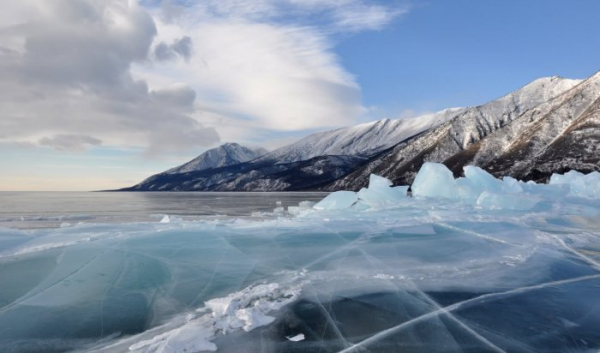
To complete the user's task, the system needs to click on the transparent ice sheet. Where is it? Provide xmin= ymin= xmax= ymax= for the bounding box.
xmin=0 ymin=165 xmax=599 ymax=352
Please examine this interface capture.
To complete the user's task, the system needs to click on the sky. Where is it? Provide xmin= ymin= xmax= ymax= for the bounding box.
xmin=1 ymin=0 xmax=599 ymax=191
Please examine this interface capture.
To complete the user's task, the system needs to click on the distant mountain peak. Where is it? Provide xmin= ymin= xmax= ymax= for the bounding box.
xmin=164 ymin=143 xmax=267 ymax=175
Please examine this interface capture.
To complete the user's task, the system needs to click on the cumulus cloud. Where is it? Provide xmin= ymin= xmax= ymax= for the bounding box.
xmin=0 ymin=0 xmax=219 ymax=155
xmin=138 ymin=0 xmax=407 ymax=135
xmin=153 ymin=35 xmax=192 ymax=61
xmin=150 ymin=83 xmax=196 ymax=109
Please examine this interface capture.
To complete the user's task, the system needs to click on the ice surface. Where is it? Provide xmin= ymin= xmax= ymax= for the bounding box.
xmin=128 ymin=318 xmax=217 ymax=353
xmin=124 ymin=282 xmax=302 ymax=353
xmin=0 ymin=163 xmax=599 ymax=352
xmin=287 ymin=201 xmax=315 ymax=216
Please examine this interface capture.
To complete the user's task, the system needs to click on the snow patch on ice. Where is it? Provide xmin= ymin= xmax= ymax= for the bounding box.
xmin=127 ymin=281 xmax=302 ymax=353
xmin=128 ymin=317 xmax=217 ymax=352
xmin=286 ymin=333 xmax=305 ymax=342
xmin=205 ymin=282 xmax=300 ymax=333
xmin=288 ymin=201 xmax=315 ymax=216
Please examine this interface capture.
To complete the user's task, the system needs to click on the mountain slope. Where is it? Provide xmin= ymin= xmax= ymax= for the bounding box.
xmin=165 ymin=143 xmax=267 ymax=174
xmin=125 ymin=109 xmax=465 ymax=191
xmin=122 ymin=155 xmax=367 ymax=191
xmin=324 ymin=74 xmax=597 ymax=190
xmin=477 ymin=72 xmax=600 ymax=180
xmin=256 ymin=108 xmax=465 ymax=164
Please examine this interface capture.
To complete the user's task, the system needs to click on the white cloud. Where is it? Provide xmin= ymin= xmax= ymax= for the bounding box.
xmin=137 ymin=0 xmax=407 ymax=140
xmin=153 ymin=35 xmax=192 ymax=61
xmin=0 ymin=0 xmax=219 ymax=155
xmin=184 ymin=20 xmax=362 ymax=130
xmin=39 ymin=134 xmax=103 ymax=152
xmin=332 ymin=3 xmax=407 ymax=32
xmin=0 ymin=0 xmax=407 ymax=157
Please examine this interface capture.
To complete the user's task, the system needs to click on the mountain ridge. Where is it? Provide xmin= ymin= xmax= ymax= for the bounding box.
xmin=122 ymin=72 xmax=599 ymax=192
xmin=324 ymin=72 xmax=598 ymax=190
xmin=164 ymin=142 xmax=267 ymax=175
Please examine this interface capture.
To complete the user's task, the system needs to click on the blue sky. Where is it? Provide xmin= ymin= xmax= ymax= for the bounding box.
xmin=0 ymin=0 xmax=599 ymax=191
xmin=340 ymin=0 xmax=600 ymax=118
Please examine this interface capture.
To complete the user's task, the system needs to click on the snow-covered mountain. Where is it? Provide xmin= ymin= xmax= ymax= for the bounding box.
xmin=165 ymin=143 xmax=267 ymax=174
xmin=257 ymin=107 xmax=465 ymax=164
xmin=124 ymin=109 xmax=465 ymax=191
xmin=123 ymin=72 xmax=599 ymax=192
xmin=326 ymin=74 xmax=597 ymax=190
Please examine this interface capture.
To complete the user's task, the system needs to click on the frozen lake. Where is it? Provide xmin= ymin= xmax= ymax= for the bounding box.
xmin=0 ymin=166 xmax=599 ymax=353
xmin=0 ymin=192 xmax=327 ymax=229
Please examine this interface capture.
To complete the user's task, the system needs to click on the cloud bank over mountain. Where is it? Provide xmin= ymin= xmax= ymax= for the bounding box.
xmin=0 ymin=0 xmax=407 ymax=155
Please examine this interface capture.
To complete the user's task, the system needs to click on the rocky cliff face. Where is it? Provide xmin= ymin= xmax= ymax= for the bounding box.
xmin=324 ymin=74 xmax=598 ymax=190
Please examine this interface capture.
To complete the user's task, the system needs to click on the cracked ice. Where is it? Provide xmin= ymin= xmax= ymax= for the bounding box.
xmin=0 ymin=163 xmax=599 ymax=352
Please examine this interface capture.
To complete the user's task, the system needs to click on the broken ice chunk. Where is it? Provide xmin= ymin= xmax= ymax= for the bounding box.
xmin=550 ymin=170 xmax=600 ymax=199
xmin=356 ymin=174 xmax=408 ymax=209
xmin=368 ymin=174 xmax=408 ymax=199
xmin=457 ymin=166 xmax=515 ymax=202
xmin=411 ymin=162 xmax=458 ymax=199
xmin=476 ymin=191 xmax=540 ymax=210
xmin=463 ymin=165 xmax=503 ymax=192
xmin=299 ymin=201 xmax=316 ymax=208
xmin=204 ymin=283 xmax=300 ymax=333
xmin=550 ymin=170 xmax=585 ymax=186
xmin=367 ymin=174 xmax=393 ymax=190
xmin=501 ymin=176 xmax=524 ymax=193
xmin=585 ymin=172 xmax=600 ymax=199
xmin=288 ymin=201 xmax=316 ymax=216
xmin=520 ymin=182 xmax=570 ymax=200
xmin=313 ymin=191 xmax=358 ymax=210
